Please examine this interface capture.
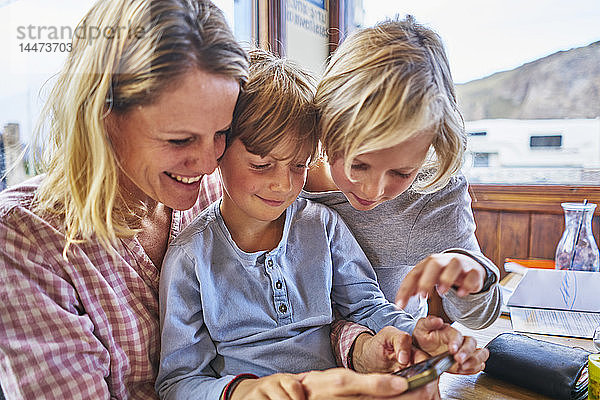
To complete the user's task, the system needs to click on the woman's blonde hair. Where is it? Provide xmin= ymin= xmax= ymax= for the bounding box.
xmin=315 ymin=15 xmax=466 ymax=193
xmin=32 ymin=0 xmax=248 ymax=256
xmin=230 ymin=48 xmax=319 ymax=165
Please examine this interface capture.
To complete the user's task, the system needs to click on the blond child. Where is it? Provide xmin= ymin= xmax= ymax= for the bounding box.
xmin=156 ymin=49 xmax=481 ymax=400
xmin=302 ymin=16 xmax=499 ymax=370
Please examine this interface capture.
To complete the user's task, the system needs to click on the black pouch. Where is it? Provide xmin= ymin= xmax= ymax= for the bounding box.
xmin=484 ymin=332 xmax=590 ymax=400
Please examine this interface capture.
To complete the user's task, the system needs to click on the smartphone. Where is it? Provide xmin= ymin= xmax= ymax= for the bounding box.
xmin=392 ymin=351 xmax=455 ymax=391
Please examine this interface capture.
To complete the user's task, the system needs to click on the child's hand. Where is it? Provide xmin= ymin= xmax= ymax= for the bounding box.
xmin=412 ymin=316 xmax=489 ymax=375
xmin=230 ymin=373 xmax=305 ymax=400
xmin=350 ymin=326 xmax=430 ymax=373
xmin=395 ymin=253 xmax=487 ymax=309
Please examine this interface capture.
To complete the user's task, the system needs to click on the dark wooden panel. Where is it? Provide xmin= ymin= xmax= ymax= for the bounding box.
xmin=470 ymin=185 xmax=600 ymax=275
xmin=472 ymin=210 xmax=500 ymax=269
xmin=267 ymin=0 xmax=286 ymax=56
xmin=471 ymin=184 xmax=600 ymax=215
xmin=529 ymin=213 xmax=564 ymax=259
xmin=498 ymin=212 xmax=530 ymax=274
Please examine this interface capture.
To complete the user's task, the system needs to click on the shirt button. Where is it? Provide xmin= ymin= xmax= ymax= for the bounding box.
xmin=279 ymin=304 xmax=288 ymax=313
xmin=267 ymin=259 xmax=273 ymax=268
xmin=275 ymin=281 xmax=283 ymax=289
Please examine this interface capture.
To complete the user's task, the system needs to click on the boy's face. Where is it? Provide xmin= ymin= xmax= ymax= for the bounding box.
xmin=329 ymin=128 xmax=435 ymax=211
xmin=219 ymin=138 xmax=310 ymax=225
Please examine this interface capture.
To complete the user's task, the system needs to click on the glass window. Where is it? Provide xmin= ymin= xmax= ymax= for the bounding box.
xmin=530 ymin=135 xmax=563 ymax=149
xmin=285 ymin=0 xmax=329 ymax=78
xmin=356 ymin=0 xmax=600 ymax=185
xmin=473 ymin=153 xmax=490 ymax=167
xmin=0 ymin=0 xmax=252 ymax=188
xmin=232 ymin=0 xmax=256 ymax=47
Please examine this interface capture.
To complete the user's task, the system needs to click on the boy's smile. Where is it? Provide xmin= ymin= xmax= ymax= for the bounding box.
xmin=218 ymin=138 xmax=310 ymax=246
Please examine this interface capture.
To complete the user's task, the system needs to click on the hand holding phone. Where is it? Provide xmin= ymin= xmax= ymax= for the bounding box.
xmin=392 ymin=352 xmax=455 ymax=391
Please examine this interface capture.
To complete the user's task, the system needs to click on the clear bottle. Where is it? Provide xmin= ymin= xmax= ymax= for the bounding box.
xmin=555 ymin=202 xmax=599 ymax=271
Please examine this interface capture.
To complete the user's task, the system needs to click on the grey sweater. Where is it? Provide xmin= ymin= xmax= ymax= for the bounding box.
xmin=301 ymin=174 xmax=502 ymax=329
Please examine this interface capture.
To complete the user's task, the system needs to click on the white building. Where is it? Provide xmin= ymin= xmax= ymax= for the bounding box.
xmin=463 ymin=118 xmax=600 ymax=185
xmin=1 ymin=123 xmax=28 ymax=188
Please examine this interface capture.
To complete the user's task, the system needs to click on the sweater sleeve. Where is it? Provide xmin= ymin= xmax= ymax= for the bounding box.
xmin=412 ymin=175 xmax=502 ymax=329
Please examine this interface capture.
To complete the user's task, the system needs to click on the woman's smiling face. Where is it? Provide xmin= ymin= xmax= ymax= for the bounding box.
xmin=329 ymin=128 xmax=436 ymax=211
xmin=107 ymin=68 xmax=240 ymax=211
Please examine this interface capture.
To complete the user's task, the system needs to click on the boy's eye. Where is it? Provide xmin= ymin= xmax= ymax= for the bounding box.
xmin=351 ymin=163 xmax=368 ymax=171
xmin=291 ymin=163 xmax=309 ymax=172
xmin=391 ymin=170 xmax=413 ymax=179
xmin=250 ymin=163 xmax=271 ymax=170
xmin=215 ymin=127 xmax=231 ymax=137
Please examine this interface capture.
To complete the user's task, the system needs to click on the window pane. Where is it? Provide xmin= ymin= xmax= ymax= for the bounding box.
xmin=530 ymin=135 xmax=562 ymax=149
xmin=0 ymin=0 xmax=252 ymax=188
xmin=233 ymin=0 xmax=255 ymax=47
xmin=358 ymin=0 xmax=600 ymax=185
xmin=285 ymin=0 xmax=329 ymax=78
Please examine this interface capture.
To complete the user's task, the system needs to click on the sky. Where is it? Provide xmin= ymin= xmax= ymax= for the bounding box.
xmin=361 ymin=0 xmax=600 ymax=83
xmin=1 ymin=0 xmax=599 ymax=143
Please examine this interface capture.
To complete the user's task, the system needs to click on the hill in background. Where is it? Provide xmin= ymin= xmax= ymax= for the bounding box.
xmin=455 ymin=41 xmax=600 ymax=121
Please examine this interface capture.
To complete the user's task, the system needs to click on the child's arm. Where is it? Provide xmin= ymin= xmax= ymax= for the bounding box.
xmin=156 ymin=244 xmax=239 ymax=400
xmin=327 ymin=209 xmax=417 ymax=335
xmin=326 ymin=208 xmax=487 ymax=375
xmin=394 ymin=175 xmax=502 ymax=329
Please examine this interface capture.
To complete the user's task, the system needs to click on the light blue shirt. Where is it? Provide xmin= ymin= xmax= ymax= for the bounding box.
xmin=156 ymin=198 xmax=417 ymax=400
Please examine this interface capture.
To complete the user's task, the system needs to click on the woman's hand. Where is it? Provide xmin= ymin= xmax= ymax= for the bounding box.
xmin=412 ymin=316 xmax=489 ymax=375
xmin=230 ymin=373 xmax=305 ymax=400
xmin=351 ymin=326 xmax=430 ymax=373
xmin=300 ymin=368 xmax=441 ymax=400
xmin=395 ymin=253 xmax=487 ymax=309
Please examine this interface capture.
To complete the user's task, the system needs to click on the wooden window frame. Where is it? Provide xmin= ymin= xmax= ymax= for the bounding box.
xmin=328 ymin=0 xmax=346 ymax=54
xmin=257 ymin=0 xmax=286 ymax=56
xmin=470 ymin=184 xmax=600 ymax=216
xmin=263 ymin=0 xmax=340 ymax=57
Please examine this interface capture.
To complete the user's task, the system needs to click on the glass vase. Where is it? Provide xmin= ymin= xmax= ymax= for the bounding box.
xmin=555 ymin=202 xmax=599 ymax=271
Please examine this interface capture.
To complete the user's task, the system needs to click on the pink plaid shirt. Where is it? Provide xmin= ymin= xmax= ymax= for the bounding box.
xmin=0 ymin=172 xmax=223 ymax=400
xmin=330 ymin=314 xmax=373 ymax=368
xmin=0 ymin=171 xmax=364 ymax=399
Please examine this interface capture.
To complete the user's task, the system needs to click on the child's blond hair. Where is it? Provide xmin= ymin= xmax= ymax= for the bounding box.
xmin=230 ymin=49 xmax=319 ymax=164
xmin=315 ymin=15 xmax=466 ymax=192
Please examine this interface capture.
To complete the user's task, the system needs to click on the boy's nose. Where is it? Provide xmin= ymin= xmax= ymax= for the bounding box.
xmin=270 ymin=169 xmax=292 ymax=192
xmin=360 ymin=176 xmax=385 ymax=200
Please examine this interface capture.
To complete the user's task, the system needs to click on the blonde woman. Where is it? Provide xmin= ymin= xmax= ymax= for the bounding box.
xmin=0 ymin=1 xmax=245 ymax=398
xmin=0 ymin=3 xmax=446 ymax=400
xmin=303 ymin=16 xmax=501 ymax=370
